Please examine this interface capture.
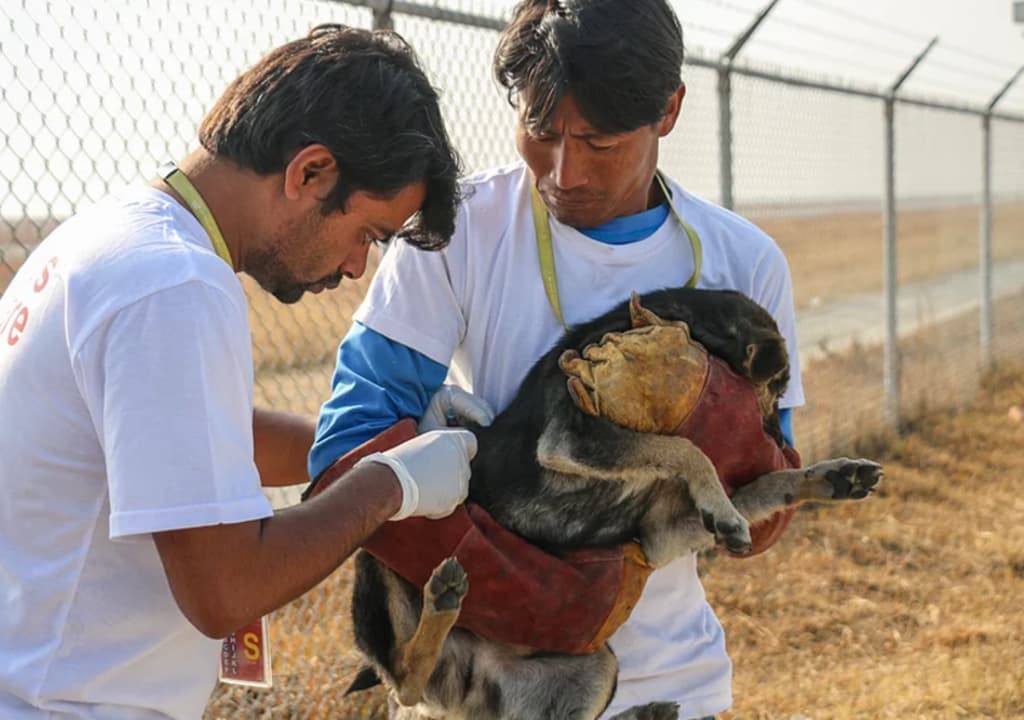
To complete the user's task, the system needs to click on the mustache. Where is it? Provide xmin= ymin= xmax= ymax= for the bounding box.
xmin=272 ymin=270 xmax=346 ymax=305
xmin=542 ymin=188 xmax=601 ymax=204
xmin=318 ymin=269 xmax=346 ymax=287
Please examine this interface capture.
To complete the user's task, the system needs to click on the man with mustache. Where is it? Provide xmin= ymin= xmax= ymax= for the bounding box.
xmin=0 ymin=25 xmax=478 ymax=720
xmin=312 ymin=2 xmax=805 ymax=718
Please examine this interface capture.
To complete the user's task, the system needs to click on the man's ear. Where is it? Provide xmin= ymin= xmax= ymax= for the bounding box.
xmin=282 ymin=144 xmax=339 ymax=203
xmin=657 ymin=83 xmax=687 ymax=138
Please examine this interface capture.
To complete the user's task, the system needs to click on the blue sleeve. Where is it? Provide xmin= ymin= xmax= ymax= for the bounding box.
xmin=778 ymin=407 xmax=795 ymax=448
xmin=308 ymin=322 xmax=449 ymax=481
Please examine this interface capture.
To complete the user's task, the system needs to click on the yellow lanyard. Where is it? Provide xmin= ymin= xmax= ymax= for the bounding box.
xmin=159 ymin=162 xmax=234 ymax=267
xmin=530 ymin=171 xmax=702 ymax=330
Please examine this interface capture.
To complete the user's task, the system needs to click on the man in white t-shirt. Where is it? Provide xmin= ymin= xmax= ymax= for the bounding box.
xmin=0 ymin=25 xmax=484 ymax=720
xmin=310 ymin=2 xmax=804 ymax=719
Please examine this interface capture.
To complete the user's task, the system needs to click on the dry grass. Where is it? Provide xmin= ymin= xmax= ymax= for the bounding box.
xmin=708 ymin=363 xmax=1024 ymax=720
xmin=757 ymin=201 xmax=1024 ymax=310
xmin=793 ymin=284 xmax=1024 ymax=464
xmin=207 ymin=561 xmax=389 ymax=719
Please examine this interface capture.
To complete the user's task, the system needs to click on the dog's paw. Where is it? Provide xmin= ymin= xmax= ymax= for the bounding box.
xmin=701 ymin=508 xmax=752 ymax=555
xmin=806 ymin=458 xmax=883 ymax=500
xmin=426 ymin=557 xmax=468 ymax=613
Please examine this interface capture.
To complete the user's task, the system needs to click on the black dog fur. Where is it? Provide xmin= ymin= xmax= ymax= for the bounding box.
xmin=345 ymin=287 xmax=881 ymax=720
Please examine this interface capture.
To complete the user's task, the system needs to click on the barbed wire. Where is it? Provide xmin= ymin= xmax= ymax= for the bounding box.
xmin=681 ymin=0 xmax=1022 ymax=105
xmin=792 ymin=0 xmax=1022 ymax=77
xmin=789 ymin=0 xmax=934 ymax=44
xmin=924 ymin=57 xmax=1019 ymax=86
xmin=681 ymin=19 xmax=737 ymax=42
xmin=738 ymin=35 xmax=903 ymax=80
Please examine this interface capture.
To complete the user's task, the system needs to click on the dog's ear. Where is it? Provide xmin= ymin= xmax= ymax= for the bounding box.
xmin=345 ymin=665 xmax=382 ymax=695
xmin=629 ymin=292 xmax=652 ymax=328
xmin=743 ymin=334 xmax=789 ymax=386
xmin=629 ymin=292 xmax=690 ymax=332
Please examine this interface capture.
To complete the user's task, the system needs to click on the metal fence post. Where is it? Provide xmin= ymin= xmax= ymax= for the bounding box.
xmin=717 ymin=0 xmax=780 ymax=211
xmin=882 ymin=36 xmax=938 ymax=429
xmin=980 ymin=110 xmax=994 ymax=369
xmin=882 ymin=95 xmax=900 ymax=428
xmin=717 ymin=68 xmax=734 ymax=211
xmin=332 ymin=0 xmax=507 ymax=31
xmin=980 ymin=64 xmax=1024 ymax=370
xmin=372 ymin=0 xmax=394 ymax=30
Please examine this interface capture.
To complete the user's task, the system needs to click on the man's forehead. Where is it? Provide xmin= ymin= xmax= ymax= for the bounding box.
xmin=518 ymin=94 xmax=618 ymax=138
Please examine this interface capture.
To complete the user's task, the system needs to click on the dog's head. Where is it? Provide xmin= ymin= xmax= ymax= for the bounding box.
xmin=632 ymin=290 xmax=791 ymax=414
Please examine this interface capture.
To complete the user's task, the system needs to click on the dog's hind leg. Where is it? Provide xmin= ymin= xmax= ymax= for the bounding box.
xmin=389 ymin=557 xmax=469 ymax=708
xmin=729 ymin=457 xmax=883 ymax=524
xmin=537 ymin=414 xmax=751 ymax=563
xmin=447 ymin=639 xmax=619 ymax=719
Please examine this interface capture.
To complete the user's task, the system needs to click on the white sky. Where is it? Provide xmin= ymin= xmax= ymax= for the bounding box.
xmin=446 ymin=0 xmax=1024 ymax=111
xmin=1 ymin=0 xmax=1022 ymax=222
xmin=685 ymin=0 xmax=1024 ymax=110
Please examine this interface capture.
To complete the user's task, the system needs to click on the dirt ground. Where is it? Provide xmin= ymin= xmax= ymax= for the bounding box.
xmin=207 ymin=363 xmax=1024 ymax=719
xmin=707 ymin=362 xmax=1024 ymax=719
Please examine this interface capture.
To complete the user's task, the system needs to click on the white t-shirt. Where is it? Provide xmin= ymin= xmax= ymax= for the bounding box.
xmin=0 ymin=187 xmax=273 ymax=719
xmin=355 ymin=163 xmax=804 ymax=718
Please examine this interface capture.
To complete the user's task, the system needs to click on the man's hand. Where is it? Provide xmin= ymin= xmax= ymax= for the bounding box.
xmin=418 ymin=384 xmax=495 ymax=432
xmin=356 ymin=429 xmax=478 ymax=520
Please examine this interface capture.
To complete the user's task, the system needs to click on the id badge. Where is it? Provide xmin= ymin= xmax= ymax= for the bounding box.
xmin=218 ymin=615 xmax=273 ymax=689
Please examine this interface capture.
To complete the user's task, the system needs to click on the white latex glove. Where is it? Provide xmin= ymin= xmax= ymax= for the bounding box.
xmin=418 ymin=384 xmax=496 ymax=432
xmin=354 ymin=429 xmax=477 ymax=520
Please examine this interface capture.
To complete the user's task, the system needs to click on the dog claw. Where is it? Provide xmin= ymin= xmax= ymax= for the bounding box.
xmin=826 ymin=459 xmax=883 ymax=500
xmin=803 ymin=458 xmax=883 ymax=501
xmin=427 ymin=557 xmax=468 ymax=613
xmin=701 ymin=510 xmax=752 ymax=554
xmin=700 ymin=510 xmax=716 ymax=534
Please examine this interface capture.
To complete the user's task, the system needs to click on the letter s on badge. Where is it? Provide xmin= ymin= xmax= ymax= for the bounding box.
xmin=243 ymin=632 xmax=260 ymax=661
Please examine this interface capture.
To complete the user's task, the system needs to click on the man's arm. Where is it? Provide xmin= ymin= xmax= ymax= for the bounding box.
xmin=778 ymin=407 xmax=794 ymax=447
xmin=309 ymin=321 xmax=448 ymax=480
xmin=254 ymin=408 xmax=317 ymax=487
xmin=154 ymin=461 xmax=400 ymax=637
xmin=154 ymin=428 xmax=476 ymax=638
xmin=76 ymin=283 xmax=473 ymax=639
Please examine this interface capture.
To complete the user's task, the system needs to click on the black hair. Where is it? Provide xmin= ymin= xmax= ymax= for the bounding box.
xmin=199 ymin=24 xmax=461 ymax=250
xmin=494 ymin=0 xmax=684 ymax=134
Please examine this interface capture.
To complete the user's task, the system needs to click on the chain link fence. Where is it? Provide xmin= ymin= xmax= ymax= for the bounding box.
xmin=2 ymin=1 xmax=1023 ymax=717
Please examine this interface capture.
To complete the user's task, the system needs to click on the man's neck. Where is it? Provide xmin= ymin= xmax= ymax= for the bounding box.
xmin=152 ymin=149 xmax=252 ymax=272
xmin=646 ymin=174 xmax=664 ymax=210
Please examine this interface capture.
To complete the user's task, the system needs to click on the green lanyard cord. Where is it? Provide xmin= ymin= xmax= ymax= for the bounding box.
xmin=159 ymin=161 xmax=234 ymax=268
xmin=530 ymin=171 xmax=703 ymax=330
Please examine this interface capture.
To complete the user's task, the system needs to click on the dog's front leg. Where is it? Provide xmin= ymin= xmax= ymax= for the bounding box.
xmin=728 ymin=457 xmax=883 ymax=524
xmin=537 ymin=414 xmax=751 ymax=564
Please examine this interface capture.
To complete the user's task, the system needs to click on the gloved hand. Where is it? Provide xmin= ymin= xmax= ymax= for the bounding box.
xmin=355 ymin=429 xmax=477 ymax=520
xmin=417 ymin=384 xmax=496 ymax=432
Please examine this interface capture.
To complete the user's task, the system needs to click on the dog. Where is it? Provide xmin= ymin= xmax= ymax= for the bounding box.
xmin=347 ymin=287 xmax=882 ymax=720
